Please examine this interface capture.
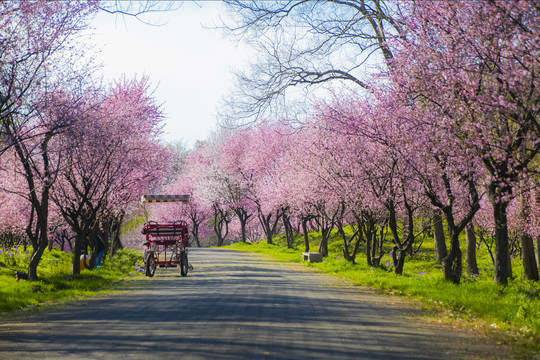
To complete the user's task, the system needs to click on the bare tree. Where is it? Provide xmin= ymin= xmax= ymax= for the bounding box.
xmin=98 ymin=1 xmax=183 ymax=25
xmin=166 ymin=140 xmax=190 ymax=179
xmin=218 ymin=0 xmax=403 ymax=127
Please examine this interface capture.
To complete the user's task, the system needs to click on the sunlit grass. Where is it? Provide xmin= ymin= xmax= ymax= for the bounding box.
xmin=0 ymin=247 xmax=143 ymax=313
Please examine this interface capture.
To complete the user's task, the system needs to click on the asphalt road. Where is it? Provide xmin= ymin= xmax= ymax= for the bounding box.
xmin=0 ymin=248 xmax=500 ymax=359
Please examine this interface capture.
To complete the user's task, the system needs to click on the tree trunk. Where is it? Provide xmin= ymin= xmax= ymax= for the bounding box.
xmin=265 ymin=230 xmax=273 ymax=245
xmin=319 ymin=236 xmax=328 ymax=257
xmin=441 ymin=214 xmax=463 ymax=284
xmin=507 ymin=248 xmax=513 ymax=280
xmin=72 ymin=233 xmax=83 ymax=275
xmin=493 ymin=200 xmax=510 ymax=285
xmin=338 ymin=222 xmax=360 ymax=264
xmin=110 ymin=230 xmax=123 ymax=256
xmin=352 ymin=234 xmax=362 ymax=264
xmin=282 ymin=211 xmax=294 ymax=249
xmin=301 ymin=217 xmax=310 ymax=253
xmin=441 ymin=208 xmax=464 ymax=284
xmin=442 ymin=246 xmax=462 ymax=284
xmin=372 ymin=229 xmax=385 ymax=267
xmin=258 ymin=209 xmax=280 ymax=245
xmin=260 ymin=213 xmax=273 ymax=245
xmin=27 ymin=236 xmax=48 ymax=281
xmin=536 ymin=236 xmax=540 ymax=274
xmin=109 ymin=214 xmax=124 ymax=257
xmin=11 ymin=126 xmax=54 ymax=281
xmin=238 ymin=213 xmax=248 ymax=243
xmin=518 ymin=193 xmax=538 ymax=281
xmin=232 ymin=207 xmax=251 ymax=243
xmin=466 ymin=224 xmax=479 ymax=275
xmin=363 ymin=216 xmax=384 ymax=268
xmin=521 ymin=232 xmax=539 ymax=281
xmin=392 ymin=246 xmax=406 ymax=275
xmin=433 ymin=210 xmax=447 ymax=264
xmin=318 ymin=223 xmax=331 ymax=257
xmin=213 ymin=204 xmax=230 ymax=247
xmin=189 ymin=213 xmax=203 ymax=247
xmin=365 ymin=230 xmax=373 ymax=267
xmin=364 ymin=216 xmax=386 ymax=268
xmin=191 ymin=224 xmax=202 ymax=247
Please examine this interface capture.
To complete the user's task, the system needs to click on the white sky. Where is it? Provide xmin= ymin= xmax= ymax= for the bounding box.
xmin=89 ymin=2 xmax=247 ymax=148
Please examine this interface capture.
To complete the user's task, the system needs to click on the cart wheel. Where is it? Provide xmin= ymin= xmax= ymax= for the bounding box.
xmin=180 ymin=252 xmax=188 ymax=277
xmin=145 ymin=253 xmax=156 ymax=277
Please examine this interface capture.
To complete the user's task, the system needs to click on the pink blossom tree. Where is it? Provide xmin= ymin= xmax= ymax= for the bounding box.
xmin=513 ymin=183 xmax=540 ymax=280
xmin=336 ymin=87 xmax=486 ymax=283
xmin=227 ymin=123 xmax=295 ymax=245
xmin=266 ymin=123 xmax=348 ymax=257
xmin=51 ymin=77 xmax=171 ymax=274
xmin=389 ymin=97 xmax=483 ymax=283
xmin=219 ymin=130 xmax=260 ymax=243
xmin=3 ymin=89 xmax=88 ymax=280
xmin=0 ymin=1 xmax=98 ymax=280
xmin=0 ymin=150 xmax=31 ymax=246
xmin=476 ymin=183 xmax=540 ymax=281
xmin=0 ymin=1 xmax=97 ymax=130
xmin=309 ymin=94 xmax=432 ymax=273
xmin=309 ymin=98 xmax=388 ymax=264
xmin=186 ymin=140 xmax=236 ymax=246
xmin=391 ymin=1 xmax=540 ymax=285
xmin=97 ymin=77 xmax=172 ymax=255
xmin=152 ymin=171 xmax=211 ymax=248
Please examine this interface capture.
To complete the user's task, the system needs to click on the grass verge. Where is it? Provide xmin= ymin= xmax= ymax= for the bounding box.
xmin=224 ymin=239 xmax=539 ymax=359
xmin=0 ymin=246 xmax=143 ymax=313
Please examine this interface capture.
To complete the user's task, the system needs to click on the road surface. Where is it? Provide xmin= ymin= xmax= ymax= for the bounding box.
xmin=0 ymin=248 xmax=500 ymax=359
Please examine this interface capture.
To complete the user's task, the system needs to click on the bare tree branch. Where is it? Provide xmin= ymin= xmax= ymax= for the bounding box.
xmin=217 ymin=0 xmax=402 ymax=127
xmin=98 ymin=1 xmax=184 ymax=26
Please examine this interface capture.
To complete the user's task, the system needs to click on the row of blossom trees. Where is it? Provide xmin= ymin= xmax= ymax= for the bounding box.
xmin=0 ymin=2 xmax=172 ymax=280
xmin=161 ymin=1 xmax=539 ymax=286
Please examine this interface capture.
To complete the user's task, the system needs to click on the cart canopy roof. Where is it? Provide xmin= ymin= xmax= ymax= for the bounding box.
xmin=141 ymin=194 xmax=190 ymax=204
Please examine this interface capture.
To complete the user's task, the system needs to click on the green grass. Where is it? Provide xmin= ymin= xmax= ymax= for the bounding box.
xmin=225 ymin=231 xmax=539 ymax=358
xmin=120 ymin=213 xmax=147 ymax=234
xmin=0 ymin=246 xmax=143 ymax=313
